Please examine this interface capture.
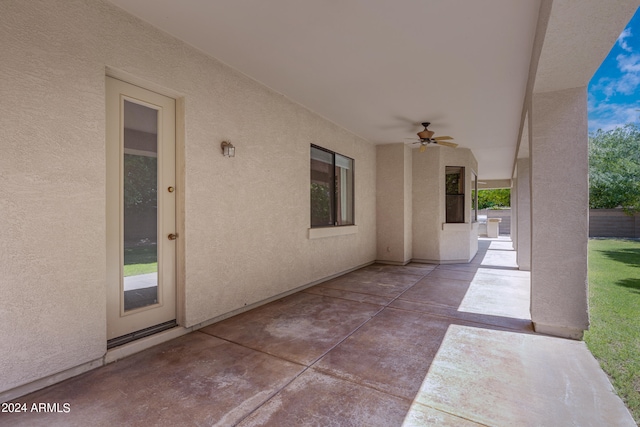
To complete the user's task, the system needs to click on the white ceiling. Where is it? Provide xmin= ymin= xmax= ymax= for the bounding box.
xmin=107 ymin=0 xmax=543 ymax=179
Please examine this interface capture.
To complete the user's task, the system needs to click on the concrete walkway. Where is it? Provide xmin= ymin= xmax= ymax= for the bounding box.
xmin=123 ymin=272 xmax=157 ymax=291
xmin=1 ymin=238 xmax=634 ymax=426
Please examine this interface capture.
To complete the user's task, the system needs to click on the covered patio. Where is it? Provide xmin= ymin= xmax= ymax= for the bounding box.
xmin=3 ymin=239 xmax=634 ymax=426
xmin=3 ymin=0 xmax=640 ymax=422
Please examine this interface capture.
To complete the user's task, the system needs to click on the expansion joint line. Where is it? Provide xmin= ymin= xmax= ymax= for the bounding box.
xmin=233 ymin=266 xmax=437 ymax=426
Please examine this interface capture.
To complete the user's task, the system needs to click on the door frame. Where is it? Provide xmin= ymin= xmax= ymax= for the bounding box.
xmin=105 ymin=69 xmax=185 ymax=343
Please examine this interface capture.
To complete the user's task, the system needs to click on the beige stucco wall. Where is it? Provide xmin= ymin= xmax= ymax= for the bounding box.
xmin=442 ymin=147 xmax=478 ymax=225
xmin=0 ymin=0 xmax=376 ymax=394
xmin=441 ymin=147 xmax=479 ymax=263
xmin=515 ymin=158 xmax=532 ymax=271
xmin=510 ymin=179 xmax=518 ymax=247
xmin=376 ymin=144 xmax=412 ymax=264
xmin=403 ymin=145 xmax=413 ymax=260
xmin=412 ymin=146 xmax=478 ymax=263
xmin=412 ymin=147 xmax=442 ymax=261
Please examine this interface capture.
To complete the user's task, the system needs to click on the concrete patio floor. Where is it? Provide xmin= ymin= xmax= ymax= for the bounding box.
xmin=1 ymin=238 xmax=635 ymax=426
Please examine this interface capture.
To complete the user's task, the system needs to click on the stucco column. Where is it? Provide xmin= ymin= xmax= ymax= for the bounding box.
xmin=530 ymin=87 xmax=589 ymax=339
xmin=376 ymin=144 xmax=412 ymax=264
xmin=510 ymin=179 xmax=517 ymax=249
xmin=516 ymin=158 xmax=531 ymax=271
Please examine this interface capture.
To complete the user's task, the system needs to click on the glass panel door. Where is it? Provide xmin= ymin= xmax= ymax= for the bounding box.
xmin=106 ymin=76 xmax=176 ymax=343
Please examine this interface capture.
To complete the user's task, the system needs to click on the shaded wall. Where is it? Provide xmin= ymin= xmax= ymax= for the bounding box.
xmin=412 ymin=146 xmax=478 ymax=263
xmin=376 ymin=144 xmax=412 ymax=264
xmin=0 ymin=0 xmax=376 ymax=395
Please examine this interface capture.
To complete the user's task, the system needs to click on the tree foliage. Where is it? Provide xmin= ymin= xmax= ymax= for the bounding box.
xmin=124 ymin=154 xmax=157 ymax=212
xmin=477 ymin=189 xmax=510 ymax=210
xmin=589 ymin=124 xmax=640 ymax=213
xmin=310 ymin=182 xmax=331 ymax=224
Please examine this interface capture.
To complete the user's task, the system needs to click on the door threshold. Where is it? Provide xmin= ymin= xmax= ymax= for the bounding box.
xmin=107 ymin=320 xmax=177 ymax=349
xmin=105 ymin=323 xmax=190 ymax=365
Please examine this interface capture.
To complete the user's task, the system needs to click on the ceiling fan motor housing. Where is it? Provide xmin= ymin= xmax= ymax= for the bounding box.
xmin=417 ymin=122 xmax=434 ymax=140
xmin=417 ymin=129 xmax=435 ymax=140
xmin=410 ymin=121 xmax=457 ymax=149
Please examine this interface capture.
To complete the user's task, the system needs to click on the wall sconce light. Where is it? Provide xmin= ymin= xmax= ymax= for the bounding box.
xmin=221 ymin=141 xmax=235 ymax=157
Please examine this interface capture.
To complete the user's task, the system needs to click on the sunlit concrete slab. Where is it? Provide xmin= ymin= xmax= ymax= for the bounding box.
xmin=474 ymin=267 xmax=530 ymax=279
xmin=402 ymin=402 xmax=485 ymax=426
xmin=409 ymin=325 xmax=636 ymax=426
xmin=123 ymin=272 xmax=157 ymax=291
xmin=479 ymin=246 xmax=519 ymax=269
xmin=458 ymin=271 xmax=530 ymax=320
xmin=485 ymin=237 xmax=515 ymax=251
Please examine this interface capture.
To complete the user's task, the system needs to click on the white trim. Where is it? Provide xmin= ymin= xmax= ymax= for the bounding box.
xmin=308 ymin=225 xmax=358 ymax=239
xmin=442 ymin=222 xmax=472 ymax=231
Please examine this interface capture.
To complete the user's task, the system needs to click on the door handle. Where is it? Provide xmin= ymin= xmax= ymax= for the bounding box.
xmin=168 ymin=233 xmax=178 ymax=240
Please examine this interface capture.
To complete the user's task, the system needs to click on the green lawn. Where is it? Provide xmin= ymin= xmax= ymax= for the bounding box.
xmin=123 ymin=245 xmax=157 ymax=277
xmin=585 ymin=238 xmax=640 ymax=423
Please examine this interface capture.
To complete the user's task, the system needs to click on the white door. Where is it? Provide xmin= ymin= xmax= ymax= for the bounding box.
xmin=106 ymin=77 xmax=176 ymax=344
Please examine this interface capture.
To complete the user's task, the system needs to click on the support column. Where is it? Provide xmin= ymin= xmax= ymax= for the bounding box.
xmin=530 ymin=87 xmax=589 ymax=339
xmin=376 ymin=144 xmax=412 ymax=264
xmin=510 ymin=178 xmax=517 ymax=250
xmin=516 ymin=158 xmax=531 ymax=271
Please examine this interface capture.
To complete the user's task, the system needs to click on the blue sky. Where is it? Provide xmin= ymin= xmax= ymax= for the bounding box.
xmin=589 ymin=7 xmax=640 ymax=132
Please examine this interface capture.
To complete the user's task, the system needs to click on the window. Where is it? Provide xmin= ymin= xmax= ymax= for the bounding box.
xmin=471 ymin=171 xmax=478 ymax=222
xmin=310 ymin=145 xmax=354 ymax=227
xmin=446 ymin=166 xmax=465 ymax=223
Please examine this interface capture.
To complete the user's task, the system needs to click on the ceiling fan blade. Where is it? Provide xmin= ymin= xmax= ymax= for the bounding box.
xmin=435 ymin=140 xmax=458 ymax=148
xmin=419 ymin=144 xmax=427 ymax=152
xmin=433 ymin=136 xmax=454 ymax=141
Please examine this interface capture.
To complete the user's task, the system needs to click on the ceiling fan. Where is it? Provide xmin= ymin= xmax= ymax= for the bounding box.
xmin=406 ymin=122 xmax=458 ymax=152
